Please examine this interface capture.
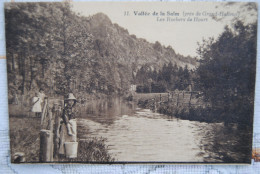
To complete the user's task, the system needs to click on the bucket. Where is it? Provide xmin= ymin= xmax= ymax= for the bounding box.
xmin=64 ymin=142 xmax=78 ymax=158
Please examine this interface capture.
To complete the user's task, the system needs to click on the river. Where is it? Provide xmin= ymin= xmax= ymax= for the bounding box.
xmin=76 ymin=97 xmax=248 ymax=163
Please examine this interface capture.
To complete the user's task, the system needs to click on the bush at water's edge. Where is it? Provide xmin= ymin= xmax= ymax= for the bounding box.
xmin=58 ymin=138 xmax=115 ymax=163
xmin=137 ymin=97 xmax=252 ymax=127
xmin=9 ymin=117 xmax=114 ymax=163
xmin=137 ymin=98 xmax=213 ymax=123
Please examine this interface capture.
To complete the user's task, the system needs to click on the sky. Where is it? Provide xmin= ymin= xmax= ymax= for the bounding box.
xmin=72 ymin=2 xmax=257 ymax=57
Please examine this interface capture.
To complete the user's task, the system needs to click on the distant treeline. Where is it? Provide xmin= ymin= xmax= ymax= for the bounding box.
xmin=136 ymin=19 xmax=257 ymax=128
xmin=135 ymin=63 xmax=194 ymax=93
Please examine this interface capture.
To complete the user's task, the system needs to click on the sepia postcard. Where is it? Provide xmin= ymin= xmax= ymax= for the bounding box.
xmin=5 ymin=1 xmax=258 ymax=163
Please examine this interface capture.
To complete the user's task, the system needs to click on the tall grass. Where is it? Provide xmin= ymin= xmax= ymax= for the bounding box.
xmin=60 ymin=138 xmax=114 ymax=162
xmin=9 ymin=116 xmax=114 ymax=163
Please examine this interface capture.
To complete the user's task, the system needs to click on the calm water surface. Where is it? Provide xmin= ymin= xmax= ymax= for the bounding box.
xmin=77 ymin=97 xmax=229 ymax=162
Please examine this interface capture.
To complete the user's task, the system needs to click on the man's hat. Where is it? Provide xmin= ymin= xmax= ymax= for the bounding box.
xmin=66 ymin=93 xmax=77 ymax=101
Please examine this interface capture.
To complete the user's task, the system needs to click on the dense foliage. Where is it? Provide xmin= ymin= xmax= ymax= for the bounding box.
xmin=135 ymin=63 xmax=194 ymax=93
xmin=136 ymin=20 xmax=257 ymax=128
xmin=195 ymin=21 xmax=257 ymax=126
xmin=6 ymin=3 xmax=99 ymax=97
xmin=5 ymin=2 xmax=196 ymax=100
xmin=6 ymin=3 xmax=257 ymax=126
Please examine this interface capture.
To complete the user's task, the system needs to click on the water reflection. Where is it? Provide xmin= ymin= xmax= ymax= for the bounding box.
xmin=77 ymin=97 xmax=245 ymax=162
xmin=197 ymin=123 xmax=251 ymax=163
xmin=78 ymin=97 xmax=135 ymax=125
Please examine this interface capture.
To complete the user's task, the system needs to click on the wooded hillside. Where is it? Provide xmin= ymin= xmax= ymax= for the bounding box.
xmin=5 ymin=2 xmax=197 ymax=99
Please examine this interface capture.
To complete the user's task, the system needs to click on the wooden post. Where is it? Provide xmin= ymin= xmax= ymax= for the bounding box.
xmin=53 ymin=111 xmax=60 ymax=159
xmin=159 ymin=94 xmax=162 ymax=106
xmin=39 ymin=98 xmax=55 ymax=162
xmin=40 ymin=129 xmax=53 ymax=162
xmin=154 ymin=99 xmax=157 ymax=111
xmin=177 ymin=93 xmax=179 ymax=107
xmin=182 ymin=91 xmax=185 ymax=106
xmin=189 ymin=92 xmax=192 ymax=107
xmin=53 ymin=103 xmax=63 ymax=160
xmin=41 ymin=98 xmax=48 ymax=126
xmin=47 ymin=110 xmax=53 ymax=131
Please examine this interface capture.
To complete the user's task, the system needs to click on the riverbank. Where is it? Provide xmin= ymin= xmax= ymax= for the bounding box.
xmin=137 ymin=98 xmax=252 ymax=163
xmin=137 ymin=96 xmax=218 ymax=123
xmin=9 ymin=116 xmax=114 ymax=163
xmin=157 ymin=103 xmax=218 ymax=123
xmin=137 ymin=97 xmax=241 ymax=124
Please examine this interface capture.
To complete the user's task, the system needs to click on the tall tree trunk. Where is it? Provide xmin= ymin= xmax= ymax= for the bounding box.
xmin=21 ymin=52 xmax=26 ymax=95
xmin=42 ymin=61 xmax=45 ymax=78
xmin=12 ymin=53 xmax=15 ymax=72
xmin=62 ymin=8 xmax=69 ymax=95
xmin=30 ymin=55 xmax=33 ymax=90
xmin=18 ymin=52 xmax=22 ymax=75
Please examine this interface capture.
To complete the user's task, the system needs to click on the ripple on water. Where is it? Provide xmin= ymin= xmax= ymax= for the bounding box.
xmin=78 ymin=107 xmax=217 ymax=162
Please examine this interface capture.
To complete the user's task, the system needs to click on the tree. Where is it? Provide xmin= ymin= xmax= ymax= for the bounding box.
xmin=196 ymin=21 xmax=257 ymax=125
xmin=5 ymin=2 xmax=95 ymax=96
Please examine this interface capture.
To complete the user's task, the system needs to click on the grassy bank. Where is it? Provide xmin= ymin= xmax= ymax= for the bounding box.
xmin=157 ymin=103 xmax=219 ymax=123
xmin=9 ymin=117 xmax=41 ymax=162
xmin=138 ymin=98 xmax=228 ymax=124
xmin=133 ymin=93 xmax=168 ymax=101
xmin=9 ymin=116 xmax=114 ymax=163
xmin=58 ymin=138 xmax=114 ymax=163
